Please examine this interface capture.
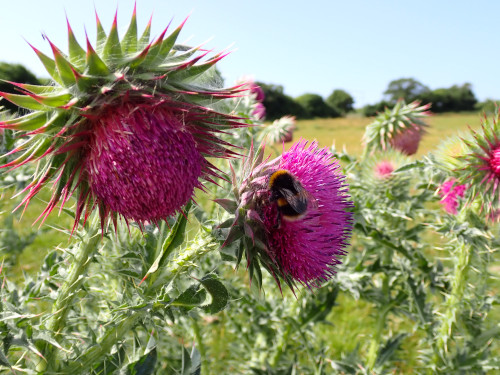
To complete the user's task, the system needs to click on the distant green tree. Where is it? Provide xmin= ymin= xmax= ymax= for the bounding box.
xmin=383 ymin=78 xmax=431 ymax=104
xmin=361 ymin=100 xmax=391 ymax=117
xmin=428 ymin=83 xmax=477 ymax=113
xmin=295 ymin=93 xmax=339 ymax=118
xmin=0 ymin=62 xmax=40 ymax=112
xmin=257 ymin=82 xmax=307 ymax=120
xmin=326 ymin=89 xmax=354 ymax=116
xmin=475 ymin=99 xmax=499 ymax=114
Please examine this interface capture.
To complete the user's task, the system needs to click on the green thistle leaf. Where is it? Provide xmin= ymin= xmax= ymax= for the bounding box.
xmin=200 ymin=274 xmax=229 ymax=314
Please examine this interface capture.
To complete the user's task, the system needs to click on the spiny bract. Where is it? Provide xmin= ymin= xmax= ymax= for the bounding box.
xmin=0 ymin=6 xmax=246 ymax=231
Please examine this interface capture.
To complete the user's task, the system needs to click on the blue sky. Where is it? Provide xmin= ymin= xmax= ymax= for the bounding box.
xmin=0 ymin=0 xmax=497 ymax=107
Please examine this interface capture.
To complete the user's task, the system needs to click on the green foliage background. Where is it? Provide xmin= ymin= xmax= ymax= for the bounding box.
xmin=2 ymin=111 xmax=499 ymax=374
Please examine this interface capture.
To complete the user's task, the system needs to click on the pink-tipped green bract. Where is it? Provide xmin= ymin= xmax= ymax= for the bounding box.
xmin=363 ymin=101 xmax=431 ymax=156
xmin=0 ymin=7 xmax=246 ymax=231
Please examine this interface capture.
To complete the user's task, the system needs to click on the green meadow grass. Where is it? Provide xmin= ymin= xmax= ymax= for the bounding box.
xmin=291 ymin=112 xmax=483 ymax=157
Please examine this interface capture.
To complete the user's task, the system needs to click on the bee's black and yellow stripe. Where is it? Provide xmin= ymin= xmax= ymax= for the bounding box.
xmin=268 ymin=169 xmax=292 ymax=190
xmin=269 ymin=169 xmax=308 ymax=220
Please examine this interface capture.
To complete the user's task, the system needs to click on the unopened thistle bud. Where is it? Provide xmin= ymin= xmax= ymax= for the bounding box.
xmin=363 ymin=101 xmax=431 ymax=156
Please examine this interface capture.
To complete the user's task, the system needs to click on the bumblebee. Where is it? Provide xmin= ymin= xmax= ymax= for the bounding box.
xmin=268 ymin=169 xmax=314 ymax=227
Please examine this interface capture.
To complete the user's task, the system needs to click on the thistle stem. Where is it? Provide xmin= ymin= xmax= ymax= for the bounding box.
xmin=61 ymin=232 xmax=219 ymax=373
xmin=192 ymin=319 xmax=208 ymax=372
xmin=432 ymin=241 xmax=472 ymax=372
xmin=46 ymin=222 xmax=101 ymax=335
xmin=41 ymin=218 xmax=101 ymax=370
xmin=366 ymin=306 xmax=389 ymax=371
xmin=270 ymin=324 xmax=292 ymax=368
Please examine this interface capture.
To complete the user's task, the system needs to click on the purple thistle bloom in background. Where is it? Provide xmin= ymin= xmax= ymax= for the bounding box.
xmin=374 ymin=160 xmax=396 ymax=179
xmin=262 ymin=140 xmax=353 ymax=287
xmin=252 ymin=102 xmax=266 ymax=120
xmin=363 ymin=101 xmax=430 ymax=156
xmin=439 ymin=179 xmax=466 ymax=214
xmin=248 ymin=82 xmax=265 ymax=102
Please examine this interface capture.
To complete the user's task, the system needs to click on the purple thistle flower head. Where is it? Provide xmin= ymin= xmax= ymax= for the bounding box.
xmin=360 ymin=150 xmax=410 ymax=191
xmin=248 ymin=82 xmax=265 ymax=102
xmin=439 ymin=179 xmax=467 ymax=215
xmin=85 ymin=101 xmax=206 ymax=223
xmin=261 ymin=141 xmax=353 ymax=287
xmin=363 ymin=101 xmax=430 ymax=156
xmin=217 ymin=139 xmax=353 ymax=290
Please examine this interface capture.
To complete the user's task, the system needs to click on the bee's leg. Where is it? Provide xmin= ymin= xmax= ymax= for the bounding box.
xmin=274 ymin=213 xmax=282 ymax=229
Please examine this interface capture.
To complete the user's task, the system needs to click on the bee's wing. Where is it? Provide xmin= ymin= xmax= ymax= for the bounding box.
xmin=291 ymin=179 xmax=318 ymax=209
xmin=280 ymin=187 xmax=308 ymax=213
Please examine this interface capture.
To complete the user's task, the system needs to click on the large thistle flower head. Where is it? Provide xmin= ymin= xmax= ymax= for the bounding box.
xmin=216 ymin=139 xmax=353 ymax=290
xmin=363 ymin=100 xmax=431 ymax=156
xmin=0 ymin=7 xmax=246 ymax=231
xmin=451 ymin=110 xmax=500 ymax=216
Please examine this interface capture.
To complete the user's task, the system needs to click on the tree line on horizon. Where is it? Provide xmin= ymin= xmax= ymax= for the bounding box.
xmin=257 ymin=77 xmax=498 ymax=120
xmin=0 ymin=62 xmax=497 ymax=121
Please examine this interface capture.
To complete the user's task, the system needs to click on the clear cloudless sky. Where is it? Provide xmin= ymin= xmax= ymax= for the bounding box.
xmin=0 ymin=0 xmax=498 ymax=107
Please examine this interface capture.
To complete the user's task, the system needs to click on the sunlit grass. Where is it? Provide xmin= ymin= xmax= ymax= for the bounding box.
xmin=290 ymin=111 xmax=483 ymax=157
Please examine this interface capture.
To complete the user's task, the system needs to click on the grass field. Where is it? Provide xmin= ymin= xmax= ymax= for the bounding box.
xmin=290 ymin=112 xmax=483 ymax=157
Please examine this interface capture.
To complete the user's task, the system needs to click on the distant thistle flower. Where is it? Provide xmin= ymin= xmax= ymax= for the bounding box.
xmin=252 ymin=102 xmax=266 ymax=120
xmin=439 ymin=179 xmax=466 ymax=215
xmin=361 ymin=149 xmax=410 ymax=187
xmin=390 ymin=126 xmax=422 ymax=156
xmin=363 ymin=101 xmax=431 ymax=156
xmin=374 ymin=160 xmax=395 ymax=179
xmin=245 ymin=80 xmax=265 ymax=102
xmin=217 ymin=140 xmax=353 ymax=290
xmin=434 ymin=134 xmax=468 ymax=171
xmin=0 ymin=8 xmax=245 ymax=230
